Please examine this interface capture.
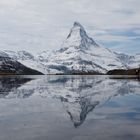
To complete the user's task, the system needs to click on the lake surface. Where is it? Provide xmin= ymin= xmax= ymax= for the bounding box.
xmin=0 ymin=75 xmax=140 ymax=140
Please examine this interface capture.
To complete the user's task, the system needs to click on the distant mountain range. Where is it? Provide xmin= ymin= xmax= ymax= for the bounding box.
xmin=0 ymin=22 xmax=140 ymax=75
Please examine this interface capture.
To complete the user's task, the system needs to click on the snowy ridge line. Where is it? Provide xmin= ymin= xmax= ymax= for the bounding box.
xmin=1 ymin=22 xmax=140 ymax=74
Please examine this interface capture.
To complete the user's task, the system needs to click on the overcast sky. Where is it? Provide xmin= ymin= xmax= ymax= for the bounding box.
xmin=0 ymin=0 xmax=140 ymax=54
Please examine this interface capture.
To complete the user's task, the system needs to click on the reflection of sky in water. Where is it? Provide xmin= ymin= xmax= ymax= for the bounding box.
xmin=0 ymin=76 xmax=140 ymax=140
xmin=86 ymin=94 xmax=140 ymax=140
xmin=94 ymin=94 xmax=140 ymax=120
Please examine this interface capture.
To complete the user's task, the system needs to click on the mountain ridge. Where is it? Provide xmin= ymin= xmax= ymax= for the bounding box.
xmin=1 ymin=22 xmax=140 ymax=75
xmin=0 ymin=53 xmax=43 ymax=75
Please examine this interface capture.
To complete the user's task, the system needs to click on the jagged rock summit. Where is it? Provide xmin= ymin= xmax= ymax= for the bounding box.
xmin=64 ymin=22 xmax=99 ymax=50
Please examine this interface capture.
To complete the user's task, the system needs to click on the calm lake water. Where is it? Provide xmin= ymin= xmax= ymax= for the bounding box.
xmin=0 ymin=75 xmax=140 ymax=140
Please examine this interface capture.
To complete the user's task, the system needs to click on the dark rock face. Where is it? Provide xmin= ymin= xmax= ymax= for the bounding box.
xmin=107 ymin=68 xmax=140 ymax=75
xmin=0 ymin=56 xmax=43 ymax=75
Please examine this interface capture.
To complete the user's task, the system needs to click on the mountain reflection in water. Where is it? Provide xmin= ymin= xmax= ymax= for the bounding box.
xmin=0 ymin=75 xmax=140 ymax=140
xmin=0 ymin=76 xmax=32 ymax=98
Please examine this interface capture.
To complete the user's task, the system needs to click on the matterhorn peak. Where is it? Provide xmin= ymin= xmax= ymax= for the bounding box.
xmin=66 ymin=21 xmax=86 ymax=39
xmin=70 ymin=21 xmax=87 ymax=36
xmin=64 ymin=22 xmax=98 ymax=49
xmin=73 ymin=21 xmax=85 ymax=30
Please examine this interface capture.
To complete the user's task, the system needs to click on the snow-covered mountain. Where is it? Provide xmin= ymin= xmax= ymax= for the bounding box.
xmin=0 ymin=51 xmax=43 ymax=75
xmin=5 ymin=50 xmax=49 ymax=74
xmin=2 ymin=22 xmax=140 ymax=74
xmin=4 ymin=50 xmax=34 ymax=60
xmin=127 ymin=54 xmax=140 ymax=68
xmin=45 ymin=22 xmax=126 ymax=74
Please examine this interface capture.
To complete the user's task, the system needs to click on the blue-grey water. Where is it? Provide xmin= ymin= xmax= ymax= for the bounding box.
xmin=0 ymin=75 xmax=140 ymax=140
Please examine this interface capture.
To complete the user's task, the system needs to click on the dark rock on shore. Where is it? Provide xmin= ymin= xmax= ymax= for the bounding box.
xmin=107 ymin=68 xmax=140 ymax=75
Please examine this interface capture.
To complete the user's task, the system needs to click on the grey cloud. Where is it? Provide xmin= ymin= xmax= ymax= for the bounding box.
xmin=0 ymin=0 xmax=139 ymax=54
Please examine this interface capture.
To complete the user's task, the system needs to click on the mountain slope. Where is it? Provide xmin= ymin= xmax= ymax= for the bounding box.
xmin=5 ymin=50 xmax=49 ymax=74
xmin=3 ymin=22 xmax=140 ymax=74
xmin=0 ymin=51 xmax=43 ymax=75
xmin=128 ymin=54 xmax=140 ymax=68
xmin=46 ymin=22 xmax=126 ymax=74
